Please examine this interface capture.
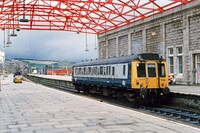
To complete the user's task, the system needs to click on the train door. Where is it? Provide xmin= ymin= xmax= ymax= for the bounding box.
xmin=111 ymin=65 xmax=116 ymax=85
xmin=146 ymin=62 xmax=159 ymax=88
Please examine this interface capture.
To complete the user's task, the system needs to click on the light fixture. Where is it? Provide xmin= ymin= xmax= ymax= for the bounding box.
xmin=16 ymin=26 xmax=21 ymax=31
xmin=20 ymin=16 xmax=29 ymax=22
xmin=104 ymin=44 xmax=108 ymax=47
xmin=151 ymin=31 xmax=156 ymax=36
xmin=10 ymin=32 xmax=17 ymax=37
xmin=7 ymin=41 xmax=12 ymax=45
xmin=19 ymin=0 xmax=29 ymax=22
xmin=10 ymin=1 xmax=17 ymax=37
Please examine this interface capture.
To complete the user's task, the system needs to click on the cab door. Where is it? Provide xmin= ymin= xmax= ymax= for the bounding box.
xmin=146 ymin=62 xmax=158 ymax=88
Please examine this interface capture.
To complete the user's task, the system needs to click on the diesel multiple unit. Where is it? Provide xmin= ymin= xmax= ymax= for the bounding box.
xmin=72 ymin=53 xmax=170 ymax=103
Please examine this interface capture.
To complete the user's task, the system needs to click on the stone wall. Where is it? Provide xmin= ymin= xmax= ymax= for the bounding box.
xmin=108 ymin=38 xmax=116 ymax=58
xmin=131 ymin=31 xmax=143 ymax=55
xmin=98 ymin=1 xmax=200 ymax=84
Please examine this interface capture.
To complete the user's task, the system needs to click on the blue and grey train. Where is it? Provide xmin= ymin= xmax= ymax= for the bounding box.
xmin=72 ymin=53 xmax=170 ymax=103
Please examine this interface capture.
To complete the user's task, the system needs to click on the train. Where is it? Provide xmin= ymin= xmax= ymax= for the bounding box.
xmin=72 ymin=53 xmax=170 ymax=104
xmin=47 ymin=69 xmax=72 ymax=76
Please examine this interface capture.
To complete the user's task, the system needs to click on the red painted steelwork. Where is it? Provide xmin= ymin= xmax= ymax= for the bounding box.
xmin=0 ymin=0 xmax=195 ymax=34
xmin=47 ymin=69 xmax=72 ymax=76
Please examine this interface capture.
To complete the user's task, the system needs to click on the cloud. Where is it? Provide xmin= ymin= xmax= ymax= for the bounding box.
xmin=0 ymin=30 xmax=98 ymax=62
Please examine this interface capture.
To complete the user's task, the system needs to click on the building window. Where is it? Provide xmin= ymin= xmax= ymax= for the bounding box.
xmin=168 ymin=48 xmax=174 ymax=74
xmin=177 ymin=47 xmax=182 ymax=54
xmin=169 ymin=57 xmax=174 ymax=73
xmin=168 ymin=48 xmax=173 ymax=55
xmin=177 ymin=47 xmax=183 ymax=74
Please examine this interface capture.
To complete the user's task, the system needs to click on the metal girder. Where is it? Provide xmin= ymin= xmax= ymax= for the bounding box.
xmin=0 ymin=0 xmax=195 ymax=34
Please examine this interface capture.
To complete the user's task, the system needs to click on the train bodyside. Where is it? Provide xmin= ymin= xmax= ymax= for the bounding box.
xmin=72 ymin=53 xmax=169 ymax=100
xmin=72 ymin=56 xmax=133 ymax=91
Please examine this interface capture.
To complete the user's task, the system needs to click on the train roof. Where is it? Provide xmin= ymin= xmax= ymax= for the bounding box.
xmin=73 ymin=53 xmax=164 ymax=67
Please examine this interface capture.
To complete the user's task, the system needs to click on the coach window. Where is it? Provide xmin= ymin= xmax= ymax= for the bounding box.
xmin=78 ymin=68 xmax=81 ymax=75
xmin=88 ymin=67 xmax=91 ymax=75
xmin=137 ymin=63 xmax=146 ymax=77
xmin=123 ymin=65 xmax=126 ymax=76
xmin=75 ymin=68 xmax=78 ymax=75
xmin=100 ymin=66 xmax=103 ymax=75
xmin=112 ymin=66 xmax=115 ymax=76
xmin=91 ymin=67 xmax=94 ymax=75
xmin=94 ymin=67 xmax=97 ymax=75
xmin=103 ymin=66 xmax=106 ymax=75
xmin=106 ymin=66 xmax=108 ymax=75
xmin=81 ymin=68 xmax=83 ymax=75
xmin=97 ymin=67 xmax=100 ymax=75
xmin=109 ymin=66 xmax=111 ymax=75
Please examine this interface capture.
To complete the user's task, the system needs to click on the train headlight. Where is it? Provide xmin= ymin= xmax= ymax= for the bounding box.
xmin=140 ymin=83 xmax=143 ymax=88
xmin=161 ymin=83 xmax=164 ymax=87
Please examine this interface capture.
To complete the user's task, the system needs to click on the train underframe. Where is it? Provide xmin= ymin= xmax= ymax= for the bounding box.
xmin=74 ymin=84 xmax=170 ymax=105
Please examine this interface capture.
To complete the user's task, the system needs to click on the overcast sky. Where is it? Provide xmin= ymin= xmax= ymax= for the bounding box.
xmin=0 ymin=30 xmax=98 ymax=62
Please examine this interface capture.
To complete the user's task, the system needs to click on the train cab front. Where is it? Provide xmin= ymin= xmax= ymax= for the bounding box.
xmin=131 ymin=54 xmax=170 ymax=103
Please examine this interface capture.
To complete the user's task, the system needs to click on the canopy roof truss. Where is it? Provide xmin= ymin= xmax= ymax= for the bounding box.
xmin=0 ymin=0 xmax=195 ymax=34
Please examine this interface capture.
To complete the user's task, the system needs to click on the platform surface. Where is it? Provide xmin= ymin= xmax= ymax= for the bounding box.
xmin=0 ymin=75 xmax=199 ymax=133
xmin=29 ymin=74 xmax=200 ymax=96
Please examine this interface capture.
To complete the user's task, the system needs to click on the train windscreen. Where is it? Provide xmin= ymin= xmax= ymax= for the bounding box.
xmin=147 ymin=63 xmax=156 ymax=77
xmin=158 ymin=63 xmax=166 ymax=77
xmin=137 ymin=63 xmax=146 ymax=77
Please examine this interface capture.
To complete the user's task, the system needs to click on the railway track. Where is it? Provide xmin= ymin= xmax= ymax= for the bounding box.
xmin=140 ymin=106 xmax=200 ymax=127
xmin=55 ymin=85 xmax=200 ymax=128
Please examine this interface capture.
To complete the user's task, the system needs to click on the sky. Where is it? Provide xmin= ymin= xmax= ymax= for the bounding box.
xmin=0 ymin=30 xmax=98 ymax=62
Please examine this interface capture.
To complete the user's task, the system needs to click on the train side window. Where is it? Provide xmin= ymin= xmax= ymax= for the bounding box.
xmin=91 ymin=67 xmax=93 ymax=75
xmin=103 ymin=66 xmax=106 ymax=75
xmin=112 ymin=66 xmax=115 ymax=76
xmin=94 ymin=67 xmax=97 ymax=75
xmin=123 ymin=65 xmax=126 ymax=76
xmin=88 ymin=67 xmax=91 ymax=75
xmin=84 ymin=67 xmax=87 ymax=75
xmin=100 ymin=66 xmax=103 ymax=75
xmin=106 ymin=66 xmax=109 ymax=75
xmin=79 ymin=68 xmax=81 ymax=75
xmin=97 ymin=67 xmax=100 ymax=75
xmin=109 ymin=66 xmax=111 ymax=75
xmin=158 ymin=64 xmax=166 ymax=77
xmin=137 ymin=63 xmax=146 ymax=77
xmin=148 ymin=63 xmax=156 ymax=77
xmin=75 ymin=68 xmax=78 ymax=75
xmin=83 ymin=67 xmax=85 ymax=75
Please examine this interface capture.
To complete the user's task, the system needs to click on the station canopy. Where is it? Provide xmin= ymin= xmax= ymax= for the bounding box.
xmin=0 ymin=0 xmax=194 ymax=34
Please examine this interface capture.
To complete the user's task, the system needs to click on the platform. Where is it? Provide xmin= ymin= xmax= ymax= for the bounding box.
xmin=0 ymin=75 xmax=199 ymax=133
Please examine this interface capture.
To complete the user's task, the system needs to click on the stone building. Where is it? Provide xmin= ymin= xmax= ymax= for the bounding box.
xmin=98 ymin=1 xmax=200 ymax=84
